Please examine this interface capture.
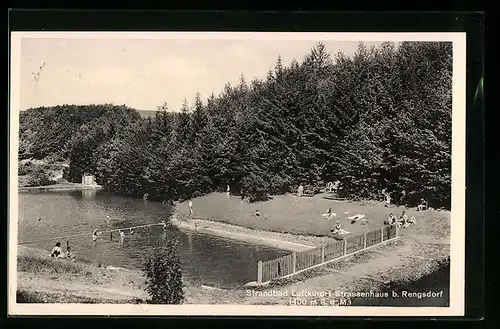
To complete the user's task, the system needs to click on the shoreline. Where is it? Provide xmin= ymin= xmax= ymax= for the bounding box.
xmin=18 ymin=183 xmax=103 ymax=192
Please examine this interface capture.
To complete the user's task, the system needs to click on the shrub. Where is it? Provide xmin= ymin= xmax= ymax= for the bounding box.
xmin=142 ymin=239 xmax=184 ymax=304
xmin=17 ymin=290 xmax=46 ymax=303
xmin=26 ymin=169 xmax=55 ymax=187
xmin=18 ymin=163 xmax=31 ymax=176
xmin=268 ymin=174 xmax=292 ymax=195
xmin=240 ymin=173 xmax=269 ymax=202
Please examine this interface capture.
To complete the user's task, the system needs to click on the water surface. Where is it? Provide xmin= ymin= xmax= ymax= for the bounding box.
xmin=17 ymin=189 xmax=287 ymax=288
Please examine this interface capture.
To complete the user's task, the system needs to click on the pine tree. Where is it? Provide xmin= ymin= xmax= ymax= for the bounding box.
xmin=143 ymin=239 xmax=184 ymax=304
xmin=191 ymin=92 xmax=208 ymax=141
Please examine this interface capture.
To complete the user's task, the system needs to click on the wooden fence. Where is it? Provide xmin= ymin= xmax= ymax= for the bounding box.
xmin=257 ymin=225 xmax=398 ymax=284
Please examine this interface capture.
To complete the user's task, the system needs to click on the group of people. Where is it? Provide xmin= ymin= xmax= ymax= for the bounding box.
xmin=49 ymin=215 xmax=173 ymax=263
xmin=382 ymin=188 xmax=429 ymax=211
xmin=384 ymin=211 xmax=416 ymax=228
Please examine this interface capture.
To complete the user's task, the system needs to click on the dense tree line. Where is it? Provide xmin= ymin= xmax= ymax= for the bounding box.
xmin=18 ymin=104 xmax=141 ymax=181
xmin=19 ymin=41 xmax=452 ymax=209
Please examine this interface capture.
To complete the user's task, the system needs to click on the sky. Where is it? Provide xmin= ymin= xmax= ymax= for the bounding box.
xmin=19 ymin=37 xmax=386 ymax=112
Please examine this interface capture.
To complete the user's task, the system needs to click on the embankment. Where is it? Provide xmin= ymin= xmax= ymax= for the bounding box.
xmin=170 ymin=217 xmax=326 ymax=252
xmin=15 ymin=245 xmax=236 ymax=304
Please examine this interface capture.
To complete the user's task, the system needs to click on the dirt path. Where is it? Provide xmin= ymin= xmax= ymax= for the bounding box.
xmin=234 ymin=237 xmax=450 ymax=305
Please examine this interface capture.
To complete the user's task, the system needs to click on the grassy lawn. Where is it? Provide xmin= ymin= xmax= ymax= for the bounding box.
xmin=175 ymin=192 xmax=450 ymax=241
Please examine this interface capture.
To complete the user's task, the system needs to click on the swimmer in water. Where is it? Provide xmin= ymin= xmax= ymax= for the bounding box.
xmin=92 ymin=229 xmax=101 ymax=241
xmin=119 ymin=229 xmax=125 ymax=244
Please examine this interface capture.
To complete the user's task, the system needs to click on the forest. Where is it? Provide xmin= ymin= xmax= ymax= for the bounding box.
xmin=18 ymin=41 xmax=453 ymax=209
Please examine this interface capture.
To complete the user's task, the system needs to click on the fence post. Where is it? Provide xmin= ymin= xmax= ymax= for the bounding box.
xmin=343 ymin=238 xmax=347 ymax=255
xmin=363 ymin=232 xmax=367 ymax=249
xmin=381 ymin=227 xmax=385 ymax=242
xmin=321 ymin=246 xmax=325 ymax=263
xmin=257 ymin=261 xmax=263 ymax=284
xmin=292 ymin=252 xmax=297 ymax=273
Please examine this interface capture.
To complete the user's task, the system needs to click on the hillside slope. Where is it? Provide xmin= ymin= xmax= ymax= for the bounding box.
xmin=19 ymin=104 xmax=141 ymax=160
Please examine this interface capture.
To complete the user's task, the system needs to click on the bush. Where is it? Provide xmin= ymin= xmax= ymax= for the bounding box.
xmin=240 ymin=173 xmax=269 ymax=202
xmin=26 ymin=169 xmax=55 ymax=187
xmin=142 ymin=239 xmax=184 ymax=304
xmin=18 ymin=163 xmax=32 ymax=176
xmin=268 ymin=174 xmax=292 ymax=195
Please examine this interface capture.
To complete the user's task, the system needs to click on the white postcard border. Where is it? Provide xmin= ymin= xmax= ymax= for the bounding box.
xmin=8 ymin=31 xmax=466 ymax=316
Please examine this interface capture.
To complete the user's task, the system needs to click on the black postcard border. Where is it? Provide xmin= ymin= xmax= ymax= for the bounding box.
xmin=5 ymin=10 xmax=486 ymax=326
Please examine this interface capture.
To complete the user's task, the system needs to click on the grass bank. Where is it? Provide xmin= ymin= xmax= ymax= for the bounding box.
xmin=171 ymin=192 xmax=450 ymax=305
xmin=15 ymin=246 xmax=239 ymax=304
xmin=175 ymin=192 xmax=450 ymax=242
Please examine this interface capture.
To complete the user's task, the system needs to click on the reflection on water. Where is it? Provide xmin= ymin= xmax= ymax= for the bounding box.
xmin=81 ymin=188 xmax=97 ymax=199
xmin=18 ymin=190 xmax=287 ymax=287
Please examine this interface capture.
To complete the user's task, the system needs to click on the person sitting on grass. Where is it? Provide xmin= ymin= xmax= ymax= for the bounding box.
xmin=50 ymin=242 xmax=62 ymax=258
xmin=322 ymin=208 xmax=336 ymax=220
xmin=64 ymin=246 xmax=76 ymax=261
xmin=407 ymin=216 xmax=417 ymax=226
xmin=384 ymin=213 xmax=398 ymax=226
xmin=331 ymin=221 xmax=350 ymax=235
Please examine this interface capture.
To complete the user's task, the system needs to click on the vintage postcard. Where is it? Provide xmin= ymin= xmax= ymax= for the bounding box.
xmin=8 ymin=31 xmax=466 ymax=316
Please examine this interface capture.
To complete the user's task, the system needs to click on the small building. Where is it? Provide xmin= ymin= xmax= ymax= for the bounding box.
xmin=82 ymin=173 xmax=97 ymax=186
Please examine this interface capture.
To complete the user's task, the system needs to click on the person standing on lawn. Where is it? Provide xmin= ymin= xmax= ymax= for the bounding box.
xmin=385 ymin=193 xmax=391 ymax=207
xmin=297 ymin=184 xmax=304 ymax=197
